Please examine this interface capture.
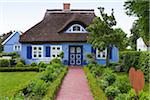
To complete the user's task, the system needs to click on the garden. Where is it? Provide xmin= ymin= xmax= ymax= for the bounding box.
xmin=0 ymin=52 xmax=67 ymax=100
xmin=84 ymin=51 xmax=150 ymax=100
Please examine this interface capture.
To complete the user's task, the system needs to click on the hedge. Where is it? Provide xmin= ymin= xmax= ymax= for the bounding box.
xmin=119 ymin=51 xmax=150 ymax=82
xmin=84 ymin=67 xmax=107 ymax=100
xmin=43 ymin=67 xmax=68 ymax=100
xmin=0 ymin=67 xmax=39 ymax=72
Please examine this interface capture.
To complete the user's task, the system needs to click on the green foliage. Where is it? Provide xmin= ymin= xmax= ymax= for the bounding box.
xmin=0 ymin=67 xmax=39 ymax=72
xmin=38 ymin=62 xmax=47 ymax=68
xmin=105 ymin=86 xmax=120 ymax=98
xmin=139 ymin=52 xmax=150 ymax=83
xmin=59 ymin=51 xmax=64 ymax=59
xmin=30 ymin=62 xmax=37 ymax=67
xmin=43 ymin=67 xmax=67 ymax=100
xmin=102 ymin=68 xmax=116 ymax=85
xmin=86 ymin=53 xmax=97 ymax=64
xmin=50 ymin=58 xmax=62 ymax=65
xmin=98 ymin=79 xmax=109 ymax=91
xmin=0 ymin=59 xmax=10 ymax=67
xmin=15 ymin=62 xmax=24 ymax=67
xmin=114 ymin=75 xmax=131 ymax=93
xmin=138 ymin=90 xmax=150 ymax=100
xmin=120 ymin=51 xmax=150 ymax=83
xmin=124 ymin=0 xmax=149 ymax=42
xmin=119 ymin=51 xmax=141 ymax=71
xmin=113 ymin=28 xmax=129 ymax=50
xmin=31 ymin=79 xmax=48 ymax=96
xmin=84 ymin=67 xmax=107 ymax=100
xmin=114 ymin=93 xmax=128 ymax=100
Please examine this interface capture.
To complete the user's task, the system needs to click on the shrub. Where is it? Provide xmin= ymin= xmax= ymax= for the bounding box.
xmin=119 ymin=51 xmax=141 ymax=71
xmin=139 ymin=52 xmax=150 ymax=83
xmin=114 ymin=75 xmax=131 ymax=93
xmin=84 ymin=67 xmax=107 ymax=100
xmin=102 ymin=68 xmax=116 ymax=85
xmin=31 ymin=79 xmax=48 ymax=96
xmin=0 ymin=59 xmax=10 ymax=67
xmin=90 ymin=66 xmax=104 ymax=77
xmin=38 ymin=62 xmax=47 ymax=68
xmin=138 ymin=90 xmax=150 ymax=100
xmin=43 ymin=67 xmax=67 ymax=100
xmin=16 ymin=62 xmax=24 ymax=67
xmin=87 ymin=63 xmax=96 ymax=70
xmin=50 ymin=58 xmax=62 ymax=65
xmin=114 ymin=93 xmax=128 ymax=100
xmin=98 ymin=79 xmax=109 ymax=90
xmin=127 ymin=89 xmax=137 ymax=99
xmin=0 ymin=67 xmax=39 ymax=72
xmin=31 ymin=62 xmax=37 ymax=67
xmin=86 ymin=53 xmax=97 ymax=64
xmin=59 ymin=51 xmax=64 ymax=59
xmin=105 ymin=86 xmax=120 ymax=99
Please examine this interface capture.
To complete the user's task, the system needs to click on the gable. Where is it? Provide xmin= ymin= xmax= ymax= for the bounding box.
xmin=2 ymin=31 xmax=20 ymax=45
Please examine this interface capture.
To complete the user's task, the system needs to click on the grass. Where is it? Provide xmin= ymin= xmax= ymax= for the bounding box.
xmin=0 ymin=72 xmax=38 ymax=97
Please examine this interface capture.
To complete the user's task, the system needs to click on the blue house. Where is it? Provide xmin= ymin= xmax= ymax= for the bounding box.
xmin=2 ymin=3 xmax=119 ymax=66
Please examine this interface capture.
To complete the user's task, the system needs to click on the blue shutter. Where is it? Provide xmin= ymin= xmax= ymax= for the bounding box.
xmin=27 ymin=46 xmax=32 ymax=59
xmin=109 ymin=47 xmax=112 ymax=59
xmin=46 ymin=46 xmax=50 ymax=57
xmin=91 ymin=47 xmax=96 ymax=54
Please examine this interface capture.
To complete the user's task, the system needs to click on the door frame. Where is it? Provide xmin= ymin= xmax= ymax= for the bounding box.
xmin=68 ymin=45 xmax=83 ymax=66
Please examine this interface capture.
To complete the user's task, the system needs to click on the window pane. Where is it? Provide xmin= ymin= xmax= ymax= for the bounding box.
xmin=73 ymin=26 xmax=80 ymax=31
xmin=76 ymin=47 xmax=81 ymax=53
xmin=70 ymin=47 xmax=75 ymax=53
xmin=52 ymin=55 xmax=55 ymax=57
xmin=52 ymin=47 xmax=55 ymax=50
xmin=39 ymin=54 xmax=41 ymax=57
xmin=57 ymin=47 xmax=60 ymax=50
xmin=34 ymin=55 xmax=36 ymax=57
xmin=34 ymin=47 xmax=37 ymax=50
xmin=39 ymin=47 xmax=42 ymax=50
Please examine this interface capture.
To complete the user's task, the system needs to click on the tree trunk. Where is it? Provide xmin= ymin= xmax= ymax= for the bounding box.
xmin=106 ymin=45 xmax=110 ymax=66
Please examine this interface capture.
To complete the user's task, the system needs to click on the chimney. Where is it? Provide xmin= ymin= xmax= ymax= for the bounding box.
xmin=63 ymin=3 xmax=70 ymax=10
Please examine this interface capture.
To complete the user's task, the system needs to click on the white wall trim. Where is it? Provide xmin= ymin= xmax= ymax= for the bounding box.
xmin=2 ymin=31 xmax=20 ymax=45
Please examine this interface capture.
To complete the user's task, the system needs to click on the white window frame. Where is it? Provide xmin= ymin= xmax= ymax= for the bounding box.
xmin=13 ymin=44 xmax=21 ymax=51
xmin=51 ymin=45 xmax=62 ymax=59
xmin=65 ymin=24 xmax=87 ymax=33
xmin=96 ymin=48 xmax=107 ymax=59
xmin=32 ymin=45 xmax=43 ymax=59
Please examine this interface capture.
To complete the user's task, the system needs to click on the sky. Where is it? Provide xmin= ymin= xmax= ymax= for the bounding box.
xmin=0 ymin=0 xmax=136 ymax=36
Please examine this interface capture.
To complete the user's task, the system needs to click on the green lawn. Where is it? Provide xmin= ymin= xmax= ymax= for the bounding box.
xmin=0 ymin=72 xmax=38 ymax=97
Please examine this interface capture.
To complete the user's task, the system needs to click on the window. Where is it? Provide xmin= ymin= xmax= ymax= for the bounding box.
xmin=13 ymin=44 xmax=21 ymax=51
xmin=96 ymin=48 xmax=107 ymax=59
xmin=32 ymin=46 xmax=43 ymax=59
xmin=66 ymin=24 xmax=87 ymax=33
xmin=51 ymin=45 xmax=62 ymax=59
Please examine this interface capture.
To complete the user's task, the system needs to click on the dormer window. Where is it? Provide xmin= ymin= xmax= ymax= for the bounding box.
xmin=73 ymin=25 xmax=80 ymax=31
xmin=65 ymin=24 xmax=87 ymax=33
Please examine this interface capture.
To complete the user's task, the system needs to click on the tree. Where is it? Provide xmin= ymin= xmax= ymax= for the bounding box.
xmin=87 ymin=7 xmax=127 ymax=66
xmin=124 ymin=0 xmax=149 ymax=43
xmin=113 ymin=28 xmax=129 ymax=51
xmin=129 ymin=21 xmax=140 ymax=50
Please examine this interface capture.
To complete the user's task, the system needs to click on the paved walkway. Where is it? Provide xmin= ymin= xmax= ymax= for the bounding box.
xmin=56 ymin=67 xmax=93 ymax=100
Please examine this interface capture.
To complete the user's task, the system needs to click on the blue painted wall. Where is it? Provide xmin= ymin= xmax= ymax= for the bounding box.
xmin=3 ymin=32 xmax=21 ymax=55
xmin=3 ymin=32 xmax=119 ymax=65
